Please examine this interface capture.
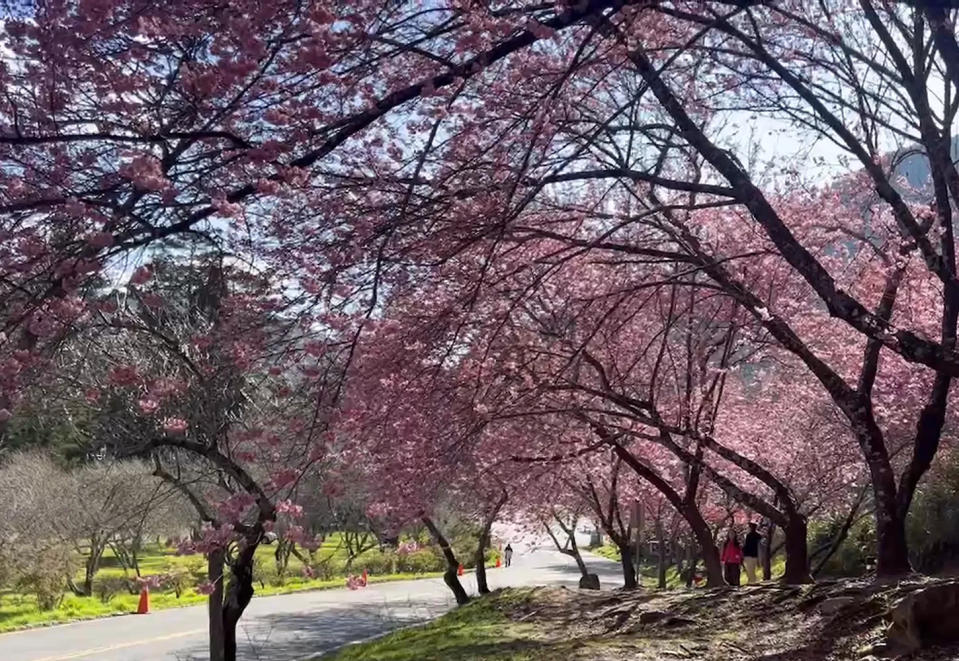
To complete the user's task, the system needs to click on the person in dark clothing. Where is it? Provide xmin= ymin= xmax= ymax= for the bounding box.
xmin=720 ymin=529 xmax=743 ymax=586
xmin=743 ymin=522 xmax=762 ymax=584
xmin=504 ymin=543 xmax=513 ymax=567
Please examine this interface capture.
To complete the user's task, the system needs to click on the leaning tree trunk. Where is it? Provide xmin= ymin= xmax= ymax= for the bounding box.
xmin=422 ymin=516 xmax=470 ymax=605
xmin=475 ymin=493 xmax=507 ymax=595
xmin=683 ymin=506 xmax=723 ymax=587
xmin=208 ymin=548 xmax=226 ymax=661
xmin=475 ymin=538 xmax=490 ymax=595
xmin=222 ymin=540 xmax=258 ymax=661
xmin=567 ymin=534 xmax=589 ymax=578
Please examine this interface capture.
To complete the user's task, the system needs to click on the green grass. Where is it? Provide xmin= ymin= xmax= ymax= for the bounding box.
xmin=0 ymin=535 xmax=456 ymax=633
xmin=323 ymin=589 xmax=546 ymax=661
xmin=0 ymin=570 xmax=447 ymax=633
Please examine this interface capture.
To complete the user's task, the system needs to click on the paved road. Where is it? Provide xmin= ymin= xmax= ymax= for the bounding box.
xmin=0 ymin=549 xmax=622 ymax=661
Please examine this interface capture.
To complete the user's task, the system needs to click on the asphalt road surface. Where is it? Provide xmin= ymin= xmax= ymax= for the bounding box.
xmin=0 ymin=548 xmax=622 ymax=661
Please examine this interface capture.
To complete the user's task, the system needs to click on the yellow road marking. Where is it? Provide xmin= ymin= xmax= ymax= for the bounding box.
xmin=29 ymin=628 xmax=205 ymax=661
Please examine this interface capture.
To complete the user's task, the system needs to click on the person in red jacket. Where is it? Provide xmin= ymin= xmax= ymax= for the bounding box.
xmin=720 ymin=529 xmax=744 ymax=586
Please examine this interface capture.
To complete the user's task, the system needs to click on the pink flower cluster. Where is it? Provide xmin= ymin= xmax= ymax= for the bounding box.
xmin=396 ymin=541 xmax=420 ymax=556
xmin=346 ymin=574 xmax=367 ymax=590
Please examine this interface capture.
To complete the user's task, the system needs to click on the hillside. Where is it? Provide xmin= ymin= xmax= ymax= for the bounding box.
xmin=323 ymin=579 xmax=959 ymax=660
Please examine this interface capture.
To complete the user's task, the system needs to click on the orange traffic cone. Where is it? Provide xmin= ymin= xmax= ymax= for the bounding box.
xmin=457 ymin=563 xmax=464 ymax=576
xmin=136 ymin=587 xmax=150 ymax=614
xmin=495 ymin=557 xmax=501 ymax=568
xmin=361 ymin=569 xmax=368 ymax=586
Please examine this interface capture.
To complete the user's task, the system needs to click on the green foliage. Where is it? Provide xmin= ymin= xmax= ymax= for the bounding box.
xmin=813 ymin=452 xmax=959 ymax=577
xmin=906 ymin=453 xmax=959 ymax=573
xmin=91 ymin=576 xmax=134 ymax=603
xmin=810 ymin=517 xmax=875 ymax=577
xmin=11 ymin=545 xmax=78 ymax=611
xmin=325 ymin=589 xmax=541 ymax=661
xmin=588 ymin=544 xmax=621 ymax=562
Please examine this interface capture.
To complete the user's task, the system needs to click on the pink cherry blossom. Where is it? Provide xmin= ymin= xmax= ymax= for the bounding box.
xmin=162 ymin=418 xmax=189 ymax=434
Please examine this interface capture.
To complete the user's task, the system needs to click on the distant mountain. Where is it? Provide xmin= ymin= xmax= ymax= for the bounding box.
xmin=894 ymin=136 xmax=959 ymax=196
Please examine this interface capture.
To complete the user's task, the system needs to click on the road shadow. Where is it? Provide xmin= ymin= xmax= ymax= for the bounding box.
xmin=172 ymin=602 xmax=443 ymax=661
xmin=525 ymin=561 xmax=627 ymax=589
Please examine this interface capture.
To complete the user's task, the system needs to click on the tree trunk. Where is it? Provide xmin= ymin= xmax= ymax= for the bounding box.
xmin=222 ymin=540 xmax=258 ymax=661
xmin=422 ymin=516 xmax=469 ymax=605
xmin=567 ymin=533 xmax=589 ymax=578
xmin=82 ymin=542 xmax=104 ymax=597
xmin=619 ymin=544 xmax=638 ymax=589
xmin=684 ymin=506 xmax=723 ymax=587
xmin=208 ymin=548 xmax=226 ymax=661
xmin=685 ymin=555 xmax=698 ymax=588
xmin=874 ymin=505 xmax=911 ymax=577
xmin=860 ymin=423 xmax=912 ymax=576
xmin=475 ymin=536 xmax=489 ymax=595
xmin=782 ymin=516 xmax=813 ymax=584
xmin=542 ymin=518 xmax=590 ymax=578
xmin=131 ymin=543 xmax=141 ymax=578
xmin=475 ymin=492 xmax=506 ymax=595
xmin=656 ymin=520 xmax=667 ymax=589
xmin=763 ymin=519 xmax=776 ymax=581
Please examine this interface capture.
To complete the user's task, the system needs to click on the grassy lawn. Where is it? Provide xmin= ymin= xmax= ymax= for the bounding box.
xmin=0 ymin=535 xmax=455 ymax=633
xmin=323 ymin=588 xmax=549 ymax=661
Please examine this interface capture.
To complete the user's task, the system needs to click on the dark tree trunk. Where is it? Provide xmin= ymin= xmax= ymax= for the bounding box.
xmin=656 ymin=520 xmax=667 ymax=589
xmin=763 ymin=519 xmax=776 ymax=581
xmin=542 ymin=518 xmax=590 ymax=578
xmin=422 ymin=516 xmax=469 ymax=605
xmin=606 ymin=442 xmax=723 ymax=587
xmin=475 ymin=492 xmax=506 ymax=595
xmin=208 ymin=548 xmax=226 ymax=661
xmin=782 ymin=516 xmax=813 ymax=584
xmin=82 ymin=542 xmax=104 ymax=597
xmin=131 ymin=540 xmax=141 ymax=578
xmin=475 ymin=539 xmax=489 ymax=595
xmin=685 ymin=555 xmax=699 ymax=588
xmin=619 ymin=544 xmax=638 ymax=589
xmin=222 ymin=540 xmax=258 ymax=661
xmin=567 ymin=532 xmax=589 ymax=578
xmin=854 ymin=413 xmax=912 ymax=576
xmin=874 ymin=504 xmax=911 ymax=577
xmin=684 ymin=506 xmax=723 ymax=587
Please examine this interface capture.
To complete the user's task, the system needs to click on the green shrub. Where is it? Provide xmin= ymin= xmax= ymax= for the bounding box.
xmin=396 ymin=549 xmax=444 ymax=574
xmin=353 ymin=551 xmax=395 ymax=576
xmin=253 ymin=557 xmax=286 ymax=587
xmin=160 ymin=560 xmax=197 ymax=598
xmin=92 ymin=576 xmax=133 ymax=603
xmin=16 ymin=571 xmax=65 ymax=611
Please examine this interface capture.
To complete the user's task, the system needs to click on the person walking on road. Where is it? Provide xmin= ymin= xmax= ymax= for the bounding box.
xmin=743 ymin=522 xmax=762 ymax=584
xmin=720 ymin=529 xmax=743 ymax=586
xmin=504 ymin=543 xmax=513 ymax=567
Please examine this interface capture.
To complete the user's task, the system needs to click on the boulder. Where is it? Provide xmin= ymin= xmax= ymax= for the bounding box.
xmin=886 ymin=583 xmax=959 ymax=653
xmin=578 ymin=573 xmax=600 ymax=590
